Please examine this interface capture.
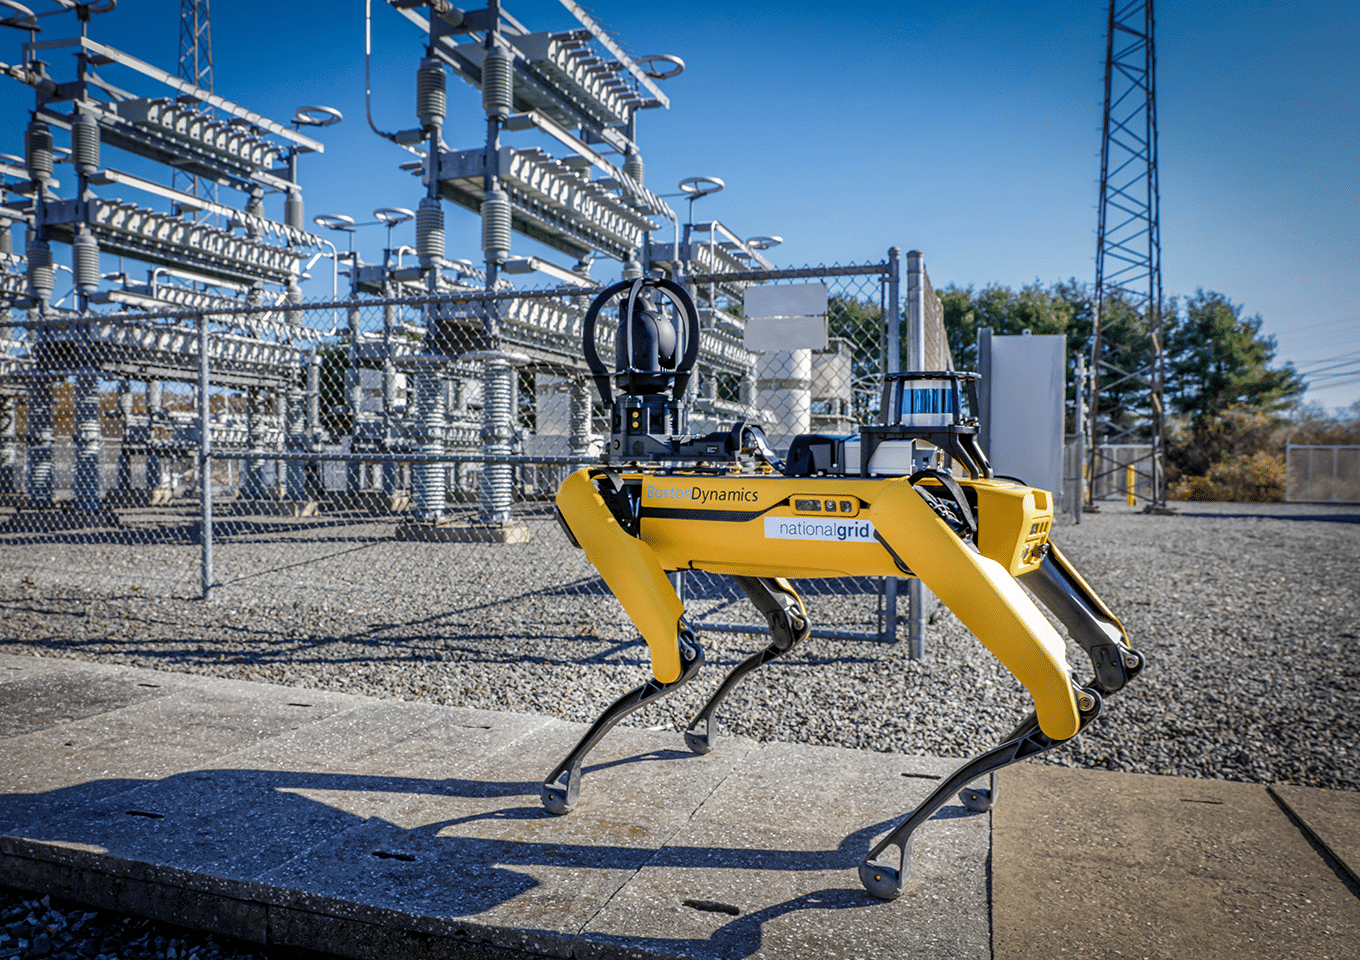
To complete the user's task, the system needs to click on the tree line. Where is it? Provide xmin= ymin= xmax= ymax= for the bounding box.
xmin=936 ymin=280 xmax=1356 ymax=500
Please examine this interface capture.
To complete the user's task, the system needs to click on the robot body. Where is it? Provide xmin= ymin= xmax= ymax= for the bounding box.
xmin=539 ymin=277 xmax=1144 ymax=899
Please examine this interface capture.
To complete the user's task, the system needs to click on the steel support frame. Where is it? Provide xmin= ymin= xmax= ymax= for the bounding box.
xmin=1088 ymin=0 xmax=1166 ymax=510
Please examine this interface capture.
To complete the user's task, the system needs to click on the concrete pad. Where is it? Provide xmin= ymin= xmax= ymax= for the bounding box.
xmin=578 ymin=818 xmax=988 ymax=960
xmin=0 ymin=661 xmax=169 ymax=737
xmin=992 ymin=763 xmax=1360 ymax=960
xmin=687 ymin=740 xmax=967 ymax=823
xmin=207 ymin=699 xmax=552 ymax=782
xmin=0 ymin=653 xmax=1000 ymax=960
xmin=4 ymin=691 xmax=557 ymax=887
xmin=1270 ymin=783 xmax=1360 ymax=886
xmin=576 ymin=744 xmax=991 ymax=960
xmin=256 ymin=723 xmax=762 ymax=958
xmin=17 ymin=768 xmax=376 ymax=881
xmin=0 ymin=836 xmax=269 ymax=943
xmin=0 ymin=670 xmax=356 ymax=833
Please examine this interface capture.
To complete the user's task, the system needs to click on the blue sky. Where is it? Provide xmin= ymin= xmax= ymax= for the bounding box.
xmin=3 ymin=1 xmax=1357 ymax=410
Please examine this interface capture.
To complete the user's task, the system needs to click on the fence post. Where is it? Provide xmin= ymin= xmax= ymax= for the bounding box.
xmin=904 ymin=249 xmax=931 ymax=660
xmin=881 ymin=248 xmax=902 ymax=645
xmin=198 ymin=313 xmax=214 ymax=602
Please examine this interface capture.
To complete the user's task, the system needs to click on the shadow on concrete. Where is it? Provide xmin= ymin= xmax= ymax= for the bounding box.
xmin=0 ymin=754 xmax=974 ymax=959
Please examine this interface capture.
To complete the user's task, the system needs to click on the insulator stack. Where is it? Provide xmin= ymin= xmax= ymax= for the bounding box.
xmin=26 ymin=388 xmax=54 ymax=503
xmin=284 ymin=385 xmax=307 ymax=500
xmin=416 ymin=197 xmax=444 ymax=266
xmin=412 ymin=368 xmax=447 ymax=522
xmin=622 ymin=259 xmax=643 ymax=280
xmin=482 ymin=46 xmax=514 ymax=118
xmin=26 ymin=238 xmax=53 ymax=298
xmin=243 ymin=388 xmax=268 ymax=499
xmin=73 ymin=233 xmax=101 ymax=295
xmin=72 ymin=112 xmax=100 ymax=175
xmin=417 ymin=57 xmax=447 ymax=128
xmin=243 ymin=195 xmax=265 ymax=238
xmin=25 ymin=121 xmax=53 ymax=182
xmin=568 ymin=379 xmax=593 ymax=462
xmin=623 ymin=153 xmax=644 ymax=188
xmin=73 ymin=374 xmax=101 ymax=512
xmin=0 ymin=223 xmax=11 ymax=256
xmin=284 ymin=191 xmax=304 ymax=231
xmin=481 ymin=189 xmax=511 ymax=262
xmin=479 ymin=357 xmax=516 ymax=523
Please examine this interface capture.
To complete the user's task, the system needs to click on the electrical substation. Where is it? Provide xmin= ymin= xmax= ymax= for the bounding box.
xmin=0 ymin=0 xmax=927 ymax=555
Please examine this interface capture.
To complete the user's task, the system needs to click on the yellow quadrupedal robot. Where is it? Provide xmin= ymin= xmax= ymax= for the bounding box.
xmin=547 ymin=278 xmax=1144 ymax=899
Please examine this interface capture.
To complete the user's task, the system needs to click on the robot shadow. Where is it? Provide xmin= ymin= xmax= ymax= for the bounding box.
xmin=1 ymin=755 xmax=977 ymax=957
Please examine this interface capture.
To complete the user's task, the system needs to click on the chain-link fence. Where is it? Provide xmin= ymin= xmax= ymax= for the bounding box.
xmin=1 ymin=254 xmax=956 ymax=642
xmin=1089 ymin=443 xmax=1154 ymax=502
xmin=1286 ymin=444 xmax=1360 ymax=503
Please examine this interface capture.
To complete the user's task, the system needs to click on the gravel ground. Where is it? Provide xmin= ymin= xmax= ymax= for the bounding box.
xmin=1 ymin=499 xmax=1357 ymax=790
xmin=0 ymin=889 xmax=292 ymax=960
xmin=2 ymin=498 xmax=1359 ymax=957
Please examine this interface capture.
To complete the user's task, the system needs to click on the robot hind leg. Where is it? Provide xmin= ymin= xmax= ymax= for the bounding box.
xmin=542 ymin=622 xmax=704 ymax=815
xmin=684 ymin=576 xmax=810 ymax=755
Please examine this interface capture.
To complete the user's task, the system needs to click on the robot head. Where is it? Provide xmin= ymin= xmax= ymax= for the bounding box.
xmin=583 ymin=277 xmax=700 ymax=409
xmin=581 ymin=277 xmax=702 ymax=460
xmin=613 ymin=289 xmax=683 ymax=395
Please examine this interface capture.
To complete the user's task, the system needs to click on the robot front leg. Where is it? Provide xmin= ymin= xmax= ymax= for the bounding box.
xmin=545 ymin=469 xmax=708 ymax=814
xmin=684 ymin=576 xmax=810 ymax=755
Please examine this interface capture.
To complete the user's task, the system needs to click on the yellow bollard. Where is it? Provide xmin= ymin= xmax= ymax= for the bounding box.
xmin=1126 ymin=465 xmax=1136 ymax=505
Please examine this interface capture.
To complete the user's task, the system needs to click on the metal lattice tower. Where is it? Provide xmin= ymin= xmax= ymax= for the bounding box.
xmin=1088 ymin=0 xmax=1165 ymax=509
xmin=175 ymin=0 xmax=214 ymax=200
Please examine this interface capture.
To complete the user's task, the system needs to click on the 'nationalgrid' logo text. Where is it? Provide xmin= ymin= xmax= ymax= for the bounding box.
xmin=763 ymin=517 xmax=877 ymax=542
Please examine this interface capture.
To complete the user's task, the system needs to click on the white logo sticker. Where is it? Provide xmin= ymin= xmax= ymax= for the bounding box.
xmin=764 ymin=516 xmax=877 ymax=543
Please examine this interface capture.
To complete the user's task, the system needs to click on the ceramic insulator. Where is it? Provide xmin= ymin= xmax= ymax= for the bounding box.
xmin=72 ymin=113 xmax=100 ymax=175
xmin=481 ymin=46 xmax=513 ymax=118
xmin=481 ymin=189 xmax=511 ymax=262
xmin=417 ymin=58 xmax=447 ymax=127
xmin=416 ymin=198 xmax=444 ymax=266
xmin=25 ymin=121 xmax=52 ymax=181
xmin=284 ymin=192 xmax=304 ymax=231
xmin=73 ymin=233 xmax=100 ymax=295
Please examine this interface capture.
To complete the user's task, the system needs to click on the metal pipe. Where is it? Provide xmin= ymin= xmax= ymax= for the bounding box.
xmin=904 ymin=249 xmax=931 ymax=659
xmin=906 ymin=250 xmax=925 ymax=369
xmin=198 ymin=315 xmax=214 ymax=602
xmin=906 ymin=578 xmax=926 ymax=660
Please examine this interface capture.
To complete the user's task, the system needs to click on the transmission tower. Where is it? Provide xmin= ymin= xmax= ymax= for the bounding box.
xmin=175 ymin=0 xmax=214 ymax=201
xmin=1088 ymin=0 xmax=1166 ymax=510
